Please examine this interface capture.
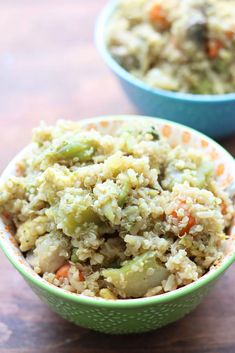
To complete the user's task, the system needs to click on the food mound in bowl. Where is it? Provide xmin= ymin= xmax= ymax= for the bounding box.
xmin=0 ymin=120 xmax=234 ymax=299
xmin=107 ymin=0 xmax=235 ymax=94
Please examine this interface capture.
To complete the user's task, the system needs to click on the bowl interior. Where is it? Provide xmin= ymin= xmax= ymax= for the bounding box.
xmin=95 ymin=0 xmax=235 ymax=102
xmin=0 ymin=116 xmax=235 ymax=306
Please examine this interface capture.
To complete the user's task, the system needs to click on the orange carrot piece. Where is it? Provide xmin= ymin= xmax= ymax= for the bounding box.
xmin=149 ymin=4 xmax=170 ymax=30
xmin=56 ymin=263 xmax=71 ymax=279
xmin=79 ymin=271 xmax=85 ymax=282
xmin=171 ymin=202 xmax=196 ymax=237
xmin=225 ymin=30 xmax=234 ymax=40
xmin=179 ymin=214 xmax=196 ymax=237
xmin=2 ymin=211 xmax=11 ymax=220
xmin=207 ymin=39 xmax=222 ymax=58
xmin=221 ymin=200 xmax=227 ymax=215
xmin=171 ymin=210 xmax=178 ymax=219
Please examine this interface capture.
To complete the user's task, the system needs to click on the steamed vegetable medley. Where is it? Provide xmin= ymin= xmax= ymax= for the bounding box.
xmin=107 ymin=0 xmax=235 ymax=94
xmin=0 ymin=120 xmax=234 ymax=299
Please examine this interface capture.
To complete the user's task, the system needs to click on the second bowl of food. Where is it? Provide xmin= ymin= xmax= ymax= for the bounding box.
xmin=0 ymin=115 xmax=235 ymax=334
xmin=96 ymin=0 xmax=235 ymax=138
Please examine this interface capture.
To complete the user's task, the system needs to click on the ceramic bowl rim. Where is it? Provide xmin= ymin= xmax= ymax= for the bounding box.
xmin=95 ymin=0 xmax=235 ymax=103
xmin=0 ymin=115 xmax=235 ymax=309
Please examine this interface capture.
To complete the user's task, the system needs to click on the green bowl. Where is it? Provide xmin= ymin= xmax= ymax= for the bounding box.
xmin=0 ymin=116 xmax=235 ymax=334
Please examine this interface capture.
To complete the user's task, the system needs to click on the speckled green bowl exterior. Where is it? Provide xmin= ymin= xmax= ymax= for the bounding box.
xmin=0 ymin=116 xmax=235 ymax=334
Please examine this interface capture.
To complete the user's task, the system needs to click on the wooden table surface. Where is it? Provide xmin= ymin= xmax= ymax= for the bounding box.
xmin=0 ymin=1 xmax=235 ymax=352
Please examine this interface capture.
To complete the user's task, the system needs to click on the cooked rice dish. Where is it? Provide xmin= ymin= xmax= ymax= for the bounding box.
xmin=107 ymin=0 xmax=235 ymax=94
xmin=0 ymin=120 xmax=234 ymax=299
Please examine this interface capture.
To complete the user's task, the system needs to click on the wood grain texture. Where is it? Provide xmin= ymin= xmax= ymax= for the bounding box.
xmin=0 ymin=1 xmax=235 ymax=352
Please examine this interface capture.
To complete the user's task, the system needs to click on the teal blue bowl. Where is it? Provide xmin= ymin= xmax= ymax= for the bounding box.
xmin=95 ymin=0 xmax=235 ymax=139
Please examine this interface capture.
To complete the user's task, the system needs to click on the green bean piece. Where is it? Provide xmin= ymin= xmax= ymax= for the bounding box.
xmin=197 ymin=162 xmax=214 ymax=188
xmin=102 ymin=252 xmax=169 ymax=298
xmin=118 ymin=179 xmax=131 ymax=207
xmin=71 ymin=248 xmax=79 ymax=263
xmin=102 ymin=203 xmax=116 ymax=224
xmin=52 ymin=140 xmax=96 ymax=162
xmin=63 ymin=208 xmax=102 ymax=236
